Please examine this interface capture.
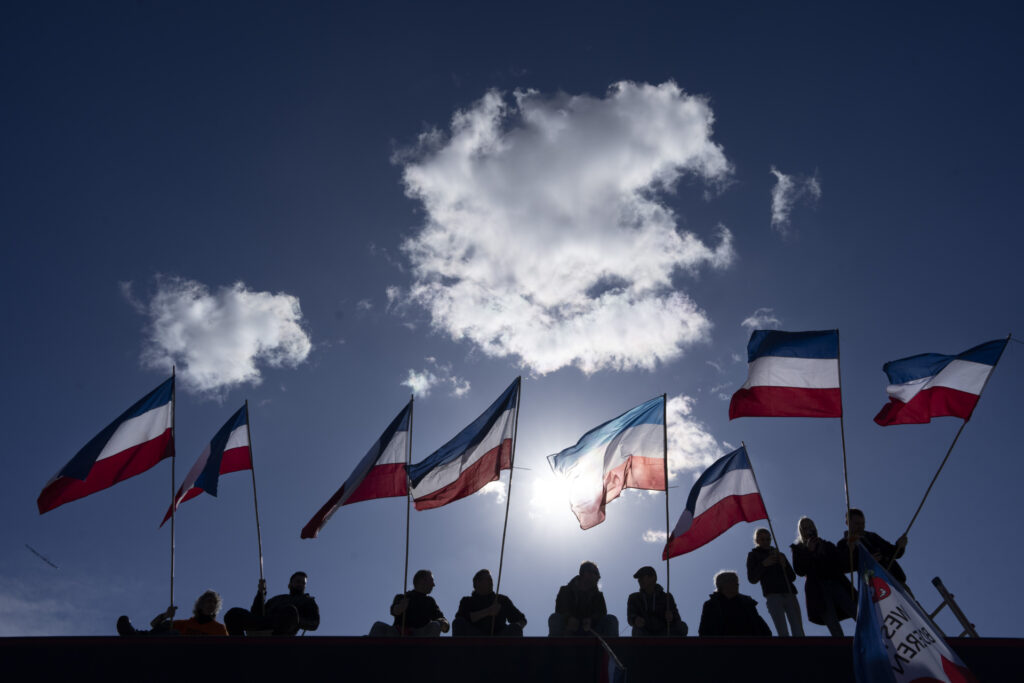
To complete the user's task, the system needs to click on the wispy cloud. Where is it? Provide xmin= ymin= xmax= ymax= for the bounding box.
xmin=666 ymin=394 xmax=725 ymax=480
xmin=741 ymin=307 xmax=782 ymax=331
xmin=770 ymin=166 xmax=821 ymax=233
xmin=400 ymin=357 xmax=471 ymax=397
xmin=129 ymin=276 xmax=312 ymax=396
xmin=642 ymin=529 xmax=667 ymax=544
xmin=356 ymin=298 xmax=373 ymax=311
xmin=395 ymin=81 xmax=734 ymax=375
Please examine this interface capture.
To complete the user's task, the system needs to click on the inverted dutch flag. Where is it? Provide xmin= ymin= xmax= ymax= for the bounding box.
xmin=161 ymin=404 xmax=251 ymax=526
xmin=729 ymin=329 xmax=842 ymax=419
xmin=302 ymin=400 xmax=412 ymax=538
xmin=547 ymin=396 xmax=665 ymax=530
xmin=663 ymin=446 xmax=767 ymax=559
xmin=874 ymin=339 xmax=1007 ymax=426
xmin=853 ymin=542 xmax=977 ymax=683
xmin=409 ymin=378 xmax=520 ymax=511
xmin=38 ymin=376 xmax=175 ymax=514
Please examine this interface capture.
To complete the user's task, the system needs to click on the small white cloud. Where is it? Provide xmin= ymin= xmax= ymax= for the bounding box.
xmin=642 ymin=529 xmax=667 ymax=544
xmin=356 ymin=299 xmax=373 ymax=311
xmin=741 ymin=307 xmax=782 ymax=331
xmin=478 ymin=480 xmax=507 ymax=504
xmin=135 ymin=277 xmax=312 ymax=396
xmin=400 ymin=358 xmax=470 ymax=398
xmin=709 ymin=382 xmax=732 ymax=401
xmin=119 ymin=281 xmax=146 ymax=314
xmin=770 ymin=166 xmax=821 ymax=233
xmin=666 ymin=394 xmax=724 ymax=481
xmin=397 ymin=81 xmax=735 ymax=375
xmin=705 ymin=360 xmax=723 ymax=373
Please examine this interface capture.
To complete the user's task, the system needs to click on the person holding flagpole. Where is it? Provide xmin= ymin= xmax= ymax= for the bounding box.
xmin=790 ymin=517 xmax=855 ymax=637
xmin=746 ymin=528 xmax=803 ymax=637
xmin=370 ymin=569 xmax=449 ymax=637
xmin=548 ymin=561 xmax=619 ymax=637
xmin=626 ymin=566 xmax=686 ymax=637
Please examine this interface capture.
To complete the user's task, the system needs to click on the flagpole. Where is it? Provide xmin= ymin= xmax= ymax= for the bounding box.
xmin=169 ymin=366 xmax=176 ymax=611
xmin=244 ymin=400 xmax=264 ymax=581
xmin=743 ymin=441 xmax=796 ymax=601
xmin=835 ymin=331 xmax=855 ymax=597
xmin=402 ymin=394 xmax=413 ymax=637
xmin=661 ymin=393 xmax=671 ymax=636
xmin=494 ymin=377 xmax=522 ymax=635
xmin=889 ymin=333 xmax=1012 ymax=570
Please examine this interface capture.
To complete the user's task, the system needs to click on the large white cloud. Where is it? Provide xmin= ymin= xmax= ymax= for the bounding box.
xmin=666 ymin=394 xmax=724 ymax=481
xmin=132 ymin=277 xmax=312 ymax=395
xmin=396 ymin=81 xmax=734 ymax=375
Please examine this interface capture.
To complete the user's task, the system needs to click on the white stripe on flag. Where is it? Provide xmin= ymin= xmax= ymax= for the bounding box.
xmin=96 ymin=401 xmax=173 ymax=462
xmin=887 ymin=358 xmax=993 ymax=403
xmin=742 ymin=356 xmax=839 ymax=390
xmin=224 ymin=425 xmax=249 ymax=451
xmin=691 ymin=468 xmax=759 ymax=518
xmin=411 ymin=408 xmax=514 ymax=498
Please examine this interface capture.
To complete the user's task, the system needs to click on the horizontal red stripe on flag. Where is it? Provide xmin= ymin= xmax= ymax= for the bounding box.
xmin=219 ymin=446 xmax=253 ymax=475
xmin=729 ymin=386 xmax=842 ymax=419
xmin=663 ymin=492 xmax=767 ymax=559
xmin=874 ymin=386 xmax=980 ymax=426
xmin=344 ymin=462 xmax=408 ymax=505
xmin=38 ymin=431 xmax=174 ymax=513
xmin=413 ymin=440 xmax=511 ymax=511
xmin=579 ymin=455 xmax=667 ymax=530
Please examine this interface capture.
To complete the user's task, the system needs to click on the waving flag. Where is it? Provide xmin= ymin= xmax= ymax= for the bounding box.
xmin=854 ymin=542 xmax=977 ymax=683
xmin=663 ymin=446 xmax=766 ymax=559
xmin=874 ymin=339 xmax=1007 ymax=426
xmin=547 ymin=396 xmax=665 ymax=530
xmin=38 ymin=376 xmax=175 ymax=514
xmin=409 ymin=378 xmax=519 ymax=511
xmin=302 ymin=400 xmax=412 ymax=538
xmin=729 ymin=329 xmax=842 ymax=419
xmin=161 ymin=404 xmax=251 ymax=526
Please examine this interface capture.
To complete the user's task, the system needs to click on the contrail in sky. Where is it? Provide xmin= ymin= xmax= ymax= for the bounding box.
xmin=25 ymin=544 xmax=59 ymax=569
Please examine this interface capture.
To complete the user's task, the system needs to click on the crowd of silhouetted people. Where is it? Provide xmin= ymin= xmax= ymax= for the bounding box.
xmin=116 ymin=508 xmax=906 ymax=638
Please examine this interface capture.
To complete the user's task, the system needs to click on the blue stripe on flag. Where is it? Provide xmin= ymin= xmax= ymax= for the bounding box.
xmin=547 ymin=396 xmax=663 ymax=474
xmin=882 ymin=339 xmax=1006 ymax=384
xmin=747 ymin=330 xmax=838 ymax=362
xmin=195 ymin=404 xmax=248 ymax=496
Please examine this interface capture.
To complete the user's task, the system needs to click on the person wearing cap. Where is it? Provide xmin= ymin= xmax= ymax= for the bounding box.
xmin=548 ymin=561 xmax=619 ymax=637
xmin=453 ymin=569 xmax=527 ymax=636
xmin=626 ymin=566 xmax=687 ymax=637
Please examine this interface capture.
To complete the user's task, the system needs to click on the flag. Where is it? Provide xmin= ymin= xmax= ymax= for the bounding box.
xmin=301 ymin=400 xmax=412 ymax=538
xmin=409 ymin=378 xmax=519 ymax=511
xmin=729 ymin=329 xmax=842 ymax=419
xmin=547 ymin=396 xmax=665 ymax=530
xmin=874 ymin=338 xmax=1007 ymax=426
xmin=160 ymin=404 xmax=251 ymax=526
xmin=853 ymin=542 xmax=977 ymax=683
xmin=38 ymin=376 xmax=175 ymax=514
xmin=663 ymin=446 xmax=767 ymax=559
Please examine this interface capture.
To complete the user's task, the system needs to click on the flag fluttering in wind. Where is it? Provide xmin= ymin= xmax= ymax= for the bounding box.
xmin=853 ymin=542 xmax=977 ymax=683
xmin=874 ymin=338 xmax=1007 ymax=426
xmin=302 ymin=400 xmax=412 ymax=538
xmin=38 ymin=376 xmax=175 ymax=514
xmin=729 ymin=330 xmax=842 ymax=419
xmin=663 ymin=446 xmax=766 ymax=559
xmin=547 ymin=396 xmax=665 ymax=530
xmin=409 ymin=377 xmax=520 ymax=511
xmin=161 ymin=404 xmax=251 ymax=526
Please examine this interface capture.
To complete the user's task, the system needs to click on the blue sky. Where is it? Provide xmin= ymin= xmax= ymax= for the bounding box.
xmin=3 ymin=2 xmax=1022 ymax=637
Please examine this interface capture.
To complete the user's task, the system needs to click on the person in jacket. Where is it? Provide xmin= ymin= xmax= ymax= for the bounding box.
xmin=790 ymin=516 xmax=856 ymax=636
xmin=117 ymin=590 xmax=227 ymax=636
xmin=370 ymin=569 xmax=450 ymax=637
xmin=548 ymin=561 xmax=618 ymax=637
xmin=698 ymin=571 xmax=771 ymax=637
xmin=746 ymin=527 xmax=803 ymax=637
xmin=838 ymin=508 xmax=909 ymax=585
xmin=453 ymin=569 xmax=527 ymax=636
xmin=224 ymin=571 xmax=320 ymax=636
xmin=626 ymin=566 xmax=686 ymax=636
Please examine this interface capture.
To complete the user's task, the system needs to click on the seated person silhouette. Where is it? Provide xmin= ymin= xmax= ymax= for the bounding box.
xmin=453 ymin=569 xmax=527 ymax=636
xmin=548 ymin=561 xmax=618 ymax=637
xmin=370 ymin=569 xmax=450 ymax=637
xmin=224 ymin=572 xmax=320 ymax=636
xmin=117 ymin=590 xmax=227 ymax=636
xmin=698 ymin=570 xmax=772 ymax=637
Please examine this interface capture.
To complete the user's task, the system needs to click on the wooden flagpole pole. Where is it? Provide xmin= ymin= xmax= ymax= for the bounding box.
xmin=662 ymin=393 xmax=671 ymax=636
xmin=493 ymin=377 xmax=522 ymax=635
xmin=888 ymin=333 xmax=1012 ymax=571
xmin=169 ymin=366 xmax=176 ymax=611
xmin=401 ymin=395 xmax=413 ymax=637
xmin=244 ymin=400 xmax=264 ymax=581
xmin=835 ymin=331 xmax=855 ymax=598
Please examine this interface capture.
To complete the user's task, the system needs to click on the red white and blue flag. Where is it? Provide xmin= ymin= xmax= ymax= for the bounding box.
xmin=409 ymin=378 xmax=520 ymax=511
xmin=874 ymin=339 xmax=1007 ymax=426
xmin=161 ymin=404 xmax=251 ymax=526
xmin=729 ymin=329 xmax=842 ymax=419
xmin=38 ymin=376 xmax=175 ymax=514
xmin=302 ymin=400 xmax=412 ymax=538
xmin=854 ymin=542 xmax=977 ymax=683
xmin=663 ymin=446 xmax=767 ymax=559
xmin=547 ymin=396 xmax=665 ymax=530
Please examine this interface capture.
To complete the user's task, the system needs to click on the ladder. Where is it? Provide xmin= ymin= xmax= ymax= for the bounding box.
xmin=929 ymin=576 xmax=979 ymax=638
